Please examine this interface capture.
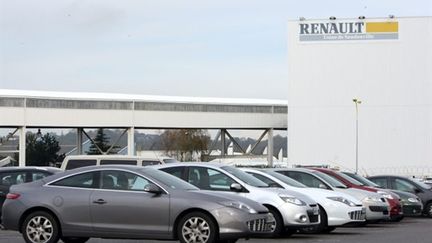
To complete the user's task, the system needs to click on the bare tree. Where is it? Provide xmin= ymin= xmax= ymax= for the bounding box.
xmin=161 ymin=129 xmax=210 ymax=161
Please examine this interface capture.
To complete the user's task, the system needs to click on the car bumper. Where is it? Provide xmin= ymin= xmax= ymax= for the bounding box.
xmin=1 ymin=199 xmax=27 ymax=231
xmin=277 ymin=203 xmax=320 ymax=227
xmin=402 ymin=204 xmax=423 ymax=216
xmin=364 ymin=203 xmax=390 ymax=221
xmin=211 ymin=208 xmax=274 ymax=238
xmin=326 ymin=205 xmax=366 ymax=226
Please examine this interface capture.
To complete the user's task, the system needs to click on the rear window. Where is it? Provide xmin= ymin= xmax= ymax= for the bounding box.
xmin=100 ymin=160 xmax=138 ymax=166
xmin=65 ymin=159 xmax=97 ymax=170
xmin=51 ymin=172 xmax=98 ymax=188
xmin=142 ymin=160 xmax=161 ymax=166
xmin=163 ymin=159 xmax=178 ymax=164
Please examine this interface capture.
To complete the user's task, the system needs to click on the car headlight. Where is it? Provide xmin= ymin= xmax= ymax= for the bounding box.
xmin=363 ymin=196 xmax=383 ymax=203
xmin=327 ymin=197 xmax=357 ymax=207
xmin=407 ymin=198 xmax=419 ymax=203
xmin=279 ymin=194 xmax=306 ymax=206
xmin=219 ymin=201 xmax=257 ymax=214
xmin=377 ymin=191 xmax=394 ymax=200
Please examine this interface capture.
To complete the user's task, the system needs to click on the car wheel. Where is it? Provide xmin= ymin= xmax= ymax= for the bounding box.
xmin=22 ymin=211 xmax=60 ymax=243
xmin=178 ymin=212 xmax=217 ymax=243
xmin=425 ymin=203 xmax=432 ymax=218
xmin=266 ymin=207 xmax=283 ymax=237
xmin=60 ymin=237 xmax=90 ymax=243
xmin=317 ymin=206 xmax=330 ymax=233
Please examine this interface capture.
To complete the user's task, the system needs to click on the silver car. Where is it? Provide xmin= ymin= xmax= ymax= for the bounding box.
xmin=241 ymin=168 xmax=366 ymax=232
xmin=154 ymin=163 xmax=320 ymax=237
xmin=2 ymin=165 xmax=273 ymax=243
xmin=272 ymin=168 xmax=390 ymax=222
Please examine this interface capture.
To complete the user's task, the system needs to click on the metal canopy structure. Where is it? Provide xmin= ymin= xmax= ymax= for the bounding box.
xmin=0 ymin=89 xmax=287 ymax=167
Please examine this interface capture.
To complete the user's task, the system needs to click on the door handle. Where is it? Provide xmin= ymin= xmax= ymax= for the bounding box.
xmin=92 ymin=199 xmax=107 ymax=205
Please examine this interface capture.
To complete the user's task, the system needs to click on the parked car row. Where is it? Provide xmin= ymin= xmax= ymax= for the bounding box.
xmin=1 ymin=165 xmax=274 ymax=243
xmin=0 ymin=158 xmax=430 ymax=243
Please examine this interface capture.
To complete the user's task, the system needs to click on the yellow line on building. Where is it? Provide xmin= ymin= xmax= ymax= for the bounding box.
xmin=366 ymin=22 xmax=398 ymax=33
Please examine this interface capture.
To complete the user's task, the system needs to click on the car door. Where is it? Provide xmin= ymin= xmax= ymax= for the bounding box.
xmin=187 ymin=166 xmax=238 ymax=192
xmin=48 ymin=171 xmax=99 ymax=233
xmin=90 ymin=170 xmax=170 ymax=237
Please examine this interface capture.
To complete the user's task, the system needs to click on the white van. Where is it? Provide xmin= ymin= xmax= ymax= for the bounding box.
xmin=60 ymin=155 xmax=177 ymax=170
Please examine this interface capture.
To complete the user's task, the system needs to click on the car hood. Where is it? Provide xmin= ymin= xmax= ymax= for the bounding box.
xmin=189 ymin=190 xmax=269 ymax=213
xmin=335 ymin=187 xmax=384 ymax=201
xmin=256 ymin=187 xmax=318 ymax=205
xmin=299 ymin=187 xmax=363 ymax=205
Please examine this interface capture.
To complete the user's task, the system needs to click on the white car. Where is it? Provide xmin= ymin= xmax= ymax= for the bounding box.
xmin=272 ymin=168 xmax=390 ymax=222
xmin=240 ymin=168 xmax=366 ymax=232
xmin=154 ymin=163 xmax=321 ymax=237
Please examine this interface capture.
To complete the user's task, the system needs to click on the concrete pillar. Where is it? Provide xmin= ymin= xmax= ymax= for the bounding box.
xmin=19 ymin=126 xmax=26 ymax=167
xmin=77 ymin=128 xmax=83 ymax=155
xmin=267 ymin=128 xmax=274 ymax=167
xmin=221 ymin=129 xmax=226 ymax=156
xmin=128 ymin=127 xmax=135 ymax=156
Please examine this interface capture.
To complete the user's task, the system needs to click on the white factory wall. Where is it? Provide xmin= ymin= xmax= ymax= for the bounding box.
xmin=287 ymin=17 xmax=432 ymax=172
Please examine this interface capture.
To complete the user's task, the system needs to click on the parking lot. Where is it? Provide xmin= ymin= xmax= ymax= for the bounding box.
xmin=0 ymin=217 xmax=430 ymax=243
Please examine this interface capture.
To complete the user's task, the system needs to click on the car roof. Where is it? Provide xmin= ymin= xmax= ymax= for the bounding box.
xmin=368 ymin=175 xmax=407 ymax=179
xmin=41 ymin=165 xmax=156 ymax=182
xmin=0 ymin=166 xmax=62 ymax=173
xmin=152 ymin=162 xmax=227 ymax=169
xmin=268 ymin=167 xmax=315 ymax=173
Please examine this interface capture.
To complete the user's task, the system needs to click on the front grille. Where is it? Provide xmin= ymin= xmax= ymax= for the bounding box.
xmin=369 ymin=206 xmax=388 ymax=212
xmin=247 ymin=219 xmax=272 ymax=232
xmin=349 ymin=210 xmax=365 ymax=220
xmin=403 ymin=205 xmax=423 ymax=215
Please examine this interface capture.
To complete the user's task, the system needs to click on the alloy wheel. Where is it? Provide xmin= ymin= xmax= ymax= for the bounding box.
xmin=181 ymin=216 xmax=211 ymax=243
xmin=25 ymin=216 xmax=54 ymax=243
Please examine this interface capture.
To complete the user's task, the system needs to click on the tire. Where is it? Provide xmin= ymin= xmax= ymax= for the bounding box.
xmin=425 ymin=203 xmax=432 ymax=218
xmin=60 ymin=237 xmax=90 ymax=243
xmin=21 ymin=211 xmax=60 ymax=243
xmin=177 ymin=212 xmax=217 ymax=243
xmin=266 ymin=207 xmax=284 ymax=237
xmin=317 ymin=206 xmax=330 ymax=233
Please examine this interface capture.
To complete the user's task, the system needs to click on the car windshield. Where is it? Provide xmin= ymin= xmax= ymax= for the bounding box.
xmin=344 ymin=172 xmax=381 ymax=187
xmin=311 ymin=170 xmax=347 ymax=188
xmin=143 ymin=168 xmax=198 ymax=190
xmin=264 ymin=170 xmax=307 ymax=188
xmin=222 ymin=166 xmax=269 ymax=187
xmin=334 ymin=171 xmax=364 ymax=186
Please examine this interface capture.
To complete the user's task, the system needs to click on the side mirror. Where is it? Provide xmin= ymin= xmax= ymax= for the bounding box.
xmin=414 ymin=188 xmax=422 ymax=194
xmin=144 ymin=183 xmax=162 ymax=194
xmin=230 ymin=183 xmax=243 ymax=192
xmin=318 ymin=183 xmax=327 ymax=189
xmin=269 ymin=182 xmax=282 ymax=188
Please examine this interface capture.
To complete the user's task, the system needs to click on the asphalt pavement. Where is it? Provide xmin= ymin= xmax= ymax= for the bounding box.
xmin=1 ymin=217 xmax=431 ymax=243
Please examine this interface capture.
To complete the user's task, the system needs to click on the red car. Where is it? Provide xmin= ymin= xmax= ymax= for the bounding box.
xmin=311 ymin=168 xmax=403 ymax=221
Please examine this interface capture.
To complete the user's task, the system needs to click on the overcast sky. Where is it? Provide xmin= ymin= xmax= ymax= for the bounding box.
xmin=1 ymin=0 xmax=431 ymax=100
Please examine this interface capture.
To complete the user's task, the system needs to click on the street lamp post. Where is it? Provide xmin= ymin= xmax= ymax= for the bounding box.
xmin=353 ymin=98 xmax=362 ymax=174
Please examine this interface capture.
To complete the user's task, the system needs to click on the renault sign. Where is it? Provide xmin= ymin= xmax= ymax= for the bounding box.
xmin=299 ymin=21 xmax=399 ymax=42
